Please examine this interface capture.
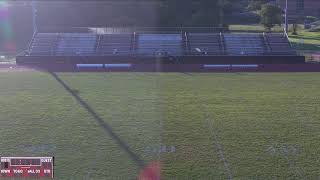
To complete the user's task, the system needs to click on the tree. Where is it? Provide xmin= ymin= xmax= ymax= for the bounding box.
xmin=259 ymin=4 xmax=282 ymax=31
xmin=160 ymin=0 xmax=223 ymax=27
xmin=248 ymin=0 xmax=268 ymax=11
xmin=191 ymin=0 xmax=220 ymax=26
xmin=164 ymin=0 xmax=193 ymax=26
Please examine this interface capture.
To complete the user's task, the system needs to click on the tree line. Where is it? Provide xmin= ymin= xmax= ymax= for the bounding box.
xmin=33 ymin=0 xmax=238 ymax=27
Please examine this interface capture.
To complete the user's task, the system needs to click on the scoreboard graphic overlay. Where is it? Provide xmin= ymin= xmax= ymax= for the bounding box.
xmin=0 ymin=157 xmax=54 ymax=178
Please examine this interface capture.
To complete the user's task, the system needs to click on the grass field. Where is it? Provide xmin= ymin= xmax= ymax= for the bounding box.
xmin=1 ymin=72 xmax=320 ymax=179
xmin=289 ymin=30 xmax=320 ymax=52
xmin=229 ymin=24 xmax=283 ymax=32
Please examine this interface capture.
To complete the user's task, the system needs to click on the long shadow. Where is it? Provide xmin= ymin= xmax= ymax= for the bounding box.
xmin=291 ymin=42 xmax=320 ymax=51
xmin=290 ymin=36 xmax=320 ymax=41
xmin=49 ymin=71 xmax=146 ymax=169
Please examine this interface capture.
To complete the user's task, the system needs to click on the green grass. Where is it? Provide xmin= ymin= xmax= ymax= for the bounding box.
xmin=229 ymin=24 xmax=320 ymax=52
xmin=288 ymin=30 xmax=320 ymax=52
xmin=1 ymin=72 xmax=320 ymax=179
xmin=229 ymin=24 xmax=283 ymax=32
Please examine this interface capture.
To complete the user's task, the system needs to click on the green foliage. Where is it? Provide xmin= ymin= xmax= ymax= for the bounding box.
xmin=259 ymin=4 xmax=282 ymax=31
xmin=161 ymin=0 xmax=221 ymax=26
xmin=305 ymin=16 xmax=318 ymax=23
xmin=247 ymin=0 xmax=268 ymax=10
xmin=289 ymin=30 xmax=320 ymax=51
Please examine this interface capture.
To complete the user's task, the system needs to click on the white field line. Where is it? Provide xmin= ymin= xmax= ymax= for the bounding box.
xmin=85 ymin=170 xmax=92 ymax=180
xmin=154 ymin=76 xmax=164 ymax=162
xmin=262 ymin=126 xmax=304 ymax=179
xmin=253 ymin=113 xmax=304 ymax=177
xmin=285 ymin=102 xmax=307 ymax=178
xmin=282 ymin=147 xmax=304 ymax=179
xmin=204 ymin=112 xmax=233 ymax=180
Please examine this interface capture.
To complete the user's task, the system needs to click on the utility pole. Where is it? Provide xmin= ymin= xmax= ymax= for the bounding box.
xmin=219 ymin=0 xmax=224 ymax=31
xmin=31 ymin=0 xmax=38 ymax=34
xmin=284 ymin=0 xmax=288 ymax=33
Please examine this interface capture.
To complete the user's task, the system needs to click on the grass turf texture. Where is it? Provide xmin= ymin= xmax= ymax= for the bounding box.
xmin=289 ymin=30 xmax=320 ymax=52
xmin=1 ymin=72 xmax=320 ymax=179
xmin=229 ymin=24 xmax=283 ymax=32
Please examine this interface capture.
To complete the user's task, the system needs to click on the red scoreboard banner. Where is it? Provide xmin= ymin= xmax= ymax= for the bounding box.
xmin=0 ymin=157 xmax=54 ymax=178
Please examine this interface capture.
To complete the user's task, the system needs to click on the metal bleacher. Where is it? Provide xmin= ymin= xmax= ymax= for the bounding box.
xmin=19 ymin=31 xmax=306 ymax=69
xmin=264 ymin=33 xmax=296 ymax=55
xmin=188 ymin=33 xmax=224 ymax=55
xmin=29 ymin=33 xmax=59 ymax=56
xmin=28 ymin=32 xmax=297 ymax=57
xmin=137 ymin=33 xmax=183 ymax=56
xmin=224 ymin=34 xmax=265 ymax=56
xmin=56 ymin=33 xmax=97 ymax=56
xmin=97 ymin=34 xmax=133 ymax=55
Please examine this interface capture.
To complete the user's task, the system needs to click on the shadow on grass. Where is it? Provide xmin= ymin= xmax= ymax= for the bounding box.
xmin=289 ymin=35 xmax=320 ymax=41
xmin=291 ymin=42 xmax=320 ymax=51
xmin=49 ymin=72 xmax=146 ymax=169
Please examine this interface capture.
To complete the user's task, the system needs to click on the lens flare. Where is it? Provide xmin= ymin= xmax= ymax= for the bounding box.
xmin=0 ymin=0 xmax=16 ymax=52
xmin=0 ymin=21 xmax=13 ymax=39
xmin=0 ymin=0 xmax=9 ymax=11
xmin=4 ymin=41 xmax=16 ymax=51
xmin=0 ymin=5 xmax=9 ymax=19
xmin=138 ymin=161 xmax=161 ymax=180
xmin=0 ymin=1 xmax=8 ymax=7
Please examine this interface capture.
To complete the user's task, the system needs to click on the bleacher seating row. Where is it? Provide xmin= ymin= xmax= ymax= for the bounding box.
xmin=138 ymin=34 xmax=183 ymax=56
xmin=264 ymin=33 xmax=296 ymax=55
xmin=56 ymin=33 xmax=97 ymax=56
xmin=224 ymin=34 xmax=265 ymax=56
xmin=98 ymin=34 xmax=133 ymax=55
xmin=29 ymin=33 xmax=59 ymax=56
xmin=188 ymin=33 xmax=223 ymax=55
xmin=28 ymin=32 xmax=296 ymax=56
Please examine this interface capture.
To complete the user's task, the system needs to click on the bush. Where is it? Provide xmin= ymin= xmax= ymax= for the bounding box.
xmin=305 ymin=16 xmax=318 ymax=23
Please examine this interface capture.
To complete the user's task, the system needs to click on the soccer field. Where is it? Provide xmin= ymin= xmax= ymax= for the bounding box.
xmin=0 ymin=71 xmax=320 ymax=179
